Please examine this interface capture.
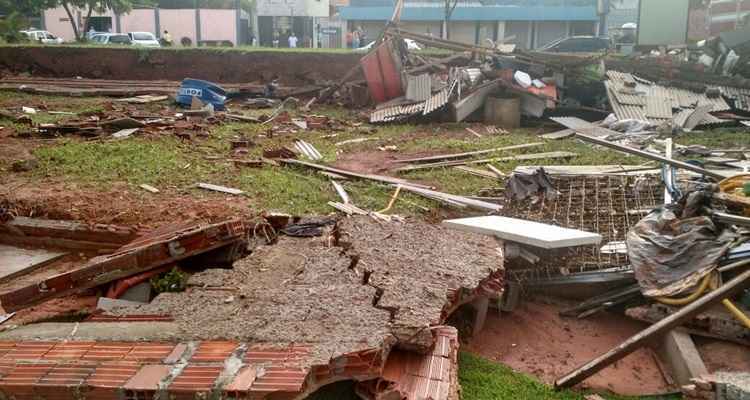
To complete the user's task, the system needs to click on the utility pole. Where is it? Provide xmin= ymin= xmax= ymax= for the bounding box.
xmin=235 ymin=0 xmax=241 ymax=45
xmin=736 ymin=0 xmax=742 ymax=29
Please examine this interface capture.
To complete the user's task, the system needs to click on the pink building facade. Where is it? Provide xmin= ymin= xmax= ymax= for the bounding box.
xmin=43 ymin=6 xmax=240 ymax=45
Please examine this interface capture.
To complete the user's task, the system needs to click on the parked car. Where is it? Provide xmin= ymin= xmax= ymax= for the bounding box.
xmin=90 ymin=33 xmax=132 ymax=46
xmin=128 ymin=32 xmax=160 ymax=47
xmin=538 ymin=36 xmax=611 ymax=53
xmin=20 ymin=30 xmax=64 ymax=44
xmin=355 ymin=38 xmax=422 ymax=52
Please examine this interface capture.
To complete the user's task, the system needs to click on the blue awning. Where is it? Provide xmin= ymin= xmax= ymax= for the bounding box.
xmin=339 ymin=5 xmax=598 ymax=21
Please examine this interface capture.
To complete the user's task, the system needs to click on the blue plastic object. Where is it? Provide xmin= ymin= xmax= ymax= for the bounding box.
xmin=176 ymin=78 xmax=227 ymax=111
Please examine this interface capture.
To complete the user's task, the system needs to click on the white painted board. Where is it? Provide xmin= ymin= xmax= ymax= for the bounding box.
xmin=442 ymin=216 xmax=602 ymax=249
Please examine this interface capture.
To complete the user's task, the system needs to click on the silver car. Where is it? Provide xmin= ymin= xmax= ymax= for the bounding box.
xmin=91 ymin=33 xmax=132 ymax=45
xmin=128 ymin=32 xmax=161 ymax=47
xmin=20 ymin=30 xmax=64 ymax=44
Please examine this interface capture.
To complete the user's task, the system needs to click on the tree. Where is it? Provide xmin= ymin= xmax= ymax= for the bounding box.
xmin=0 ymin=0 xmax=57 ymax=16
xmin=0 ymin=0 xmax=56 ymax=41
xmin=58 ymin=0 xmax=153 ymax=41
xmin=442 ymin=0 xmax=458 ymax=39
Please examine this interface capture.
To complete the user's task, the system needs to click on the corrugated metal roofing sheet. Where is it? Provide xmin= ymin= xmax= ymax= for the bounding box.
xmin=667 ymin=87 xmax=731 ymax=112
xmin=550 ymin=117 xmax=596 ymax=130
xmin=645 ymin=86 xmax=673 ymax=119
xmin=607 ymin=85 xmax=649 ymax=121
xmin=710 ymin=85 xmax=750 ymax=112
xmin=605 ymin=81 xmax=646 ymax=106
xmin=423 ymin=74 xmax=458 ymax=115
xmin=606 ymin=70 xmax=737 ymax=125
xmin=406 ymin=74 xmax=431 ymax=102
xmin=370 ymin=102 xmax=425 ymax=123
xmin=360 ymin=39 xmax=403 ymax=103
xmin=294 ymin=140 xmax=323 ymax=161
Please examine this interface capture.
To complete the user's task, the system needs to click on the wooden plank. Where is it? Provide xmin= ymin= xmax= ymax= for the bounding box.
xmin=574 ymin=133 xmax=724 ymax=180
xmin=554 ymin=268 xmax=750 ymax=389
xmin=395 ymin=142 xmax=543 ymax=164
xmin=139 ymin=184 xmax=160 ymax=193
xmin=280 ymin=159 xmax=431 ymax=189
xmin=453 ymin=166 xmax=500 ymax=180
xmin=394 ymin=151 xmax=577 ymax=172
xmin=513 ymin=165 xmax=659 ymax=176
xmin=398 ymin=185 xmax=500 ymax=212
xmin=541 ymin=128 xmax=576 ymax=140
xmin=442 ymin=216 xmax=601 ymax=249
xmin=196 ymin=183 xmax=244 ymax=195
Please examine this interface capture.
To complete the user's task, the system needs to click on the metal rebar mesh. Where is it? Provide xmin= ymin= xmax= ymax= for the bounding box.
xmin=503 ymin=175 xmax=664 ymax=282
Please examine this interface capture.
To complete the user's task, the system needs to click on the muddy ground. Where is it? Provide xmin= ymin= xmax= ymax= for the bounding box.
xmin=467 ymin=300 xmax=750 ymax=396
xmin=0 ymin=46 xmax=361 ymax=85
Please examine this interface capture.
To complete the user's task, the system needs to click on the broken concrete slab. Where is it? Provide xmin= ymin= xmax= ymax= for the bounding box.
xmin=442 ymin=216 xmax=602 ymax=249
xmin=0 ymin=244 xmax=66 ymax=282
xmin=0 ymin=321 xmax=180 ymax=341
xmin=450 ymin=81 xmax=500 ymax=122
xmin=107 ymin=217 xmax=502 ymax=367
xmin=96 ymin=297 xmax=147 ymax=312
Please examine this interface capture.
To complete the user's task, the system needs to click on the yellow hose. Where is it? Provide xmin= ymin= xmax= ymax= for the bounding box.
xmin=655 ymin=273 xmax=712 ymax=306
xmin=656 ymin=270 xmax=750 ymax=330
xmin=708 ymin=277 xmax=750 ymax=330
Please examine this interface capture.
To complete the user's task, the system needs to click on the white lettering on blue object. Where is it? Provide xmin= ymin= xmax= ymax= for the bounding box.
xmin=179 ymin=88 xmax=203 ymax=97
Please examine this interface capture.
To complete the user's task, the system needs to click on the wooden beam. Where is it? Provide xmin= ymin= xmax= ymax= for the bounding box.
xmin=394 ymin=151 xmax=577 ymax=172
xmin=554 ymin=268 xmax=750 ymax=389
xmin=395 ymin=142 xmax=543 ymax=164
xmin=574 ymin=133 xmax=724 ymax=180
xmin=280 ymin=159 xmax=431 ymax=189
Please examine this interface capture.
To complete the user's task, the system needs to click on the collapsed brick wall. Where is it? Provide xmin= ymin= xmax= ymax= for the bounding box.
xmin=0 ymin=46 xmax=362 ymax=85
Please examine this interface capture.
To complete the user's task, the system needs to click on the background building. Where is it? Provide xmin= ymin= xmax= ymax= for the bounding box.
xmin=606 ymin=0 xmax=637 ymax=31
xmin=256 ymin=0 xmax=332 ymax=47
xmin=338 ymin=0 xmax=600 ymax=49
xmin=708 ymin=0 xmax=750 ymax=34
xmin=43 ymin=3 xmax=250 ymax=46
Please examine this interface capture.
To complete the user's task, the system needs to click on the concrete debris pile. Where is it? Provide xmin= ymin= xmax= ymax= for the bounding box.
xmin=327 ymin=26 xmax=562 ymax=126
xmin=0 ymin=213 xmax=503 ymax=400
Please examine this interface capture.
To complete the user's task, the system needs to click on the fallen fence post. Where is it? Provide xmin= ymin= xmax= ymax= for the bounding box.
xmin=554 ymin=268 xmax=750 ymax=389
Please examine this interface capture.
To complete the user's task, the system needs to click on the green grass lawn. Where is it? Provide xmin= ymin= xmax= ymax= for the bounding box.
xmin=306 ymin=352 xmax=678 ymax=400
xmin=4 ymin=93 xmax=747 ymax=217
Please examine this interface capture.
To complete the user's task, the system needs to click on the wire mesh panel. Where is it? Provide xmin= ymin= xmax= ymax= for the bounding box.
xmin=502 ymin=175 xmax=664 ymax=282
